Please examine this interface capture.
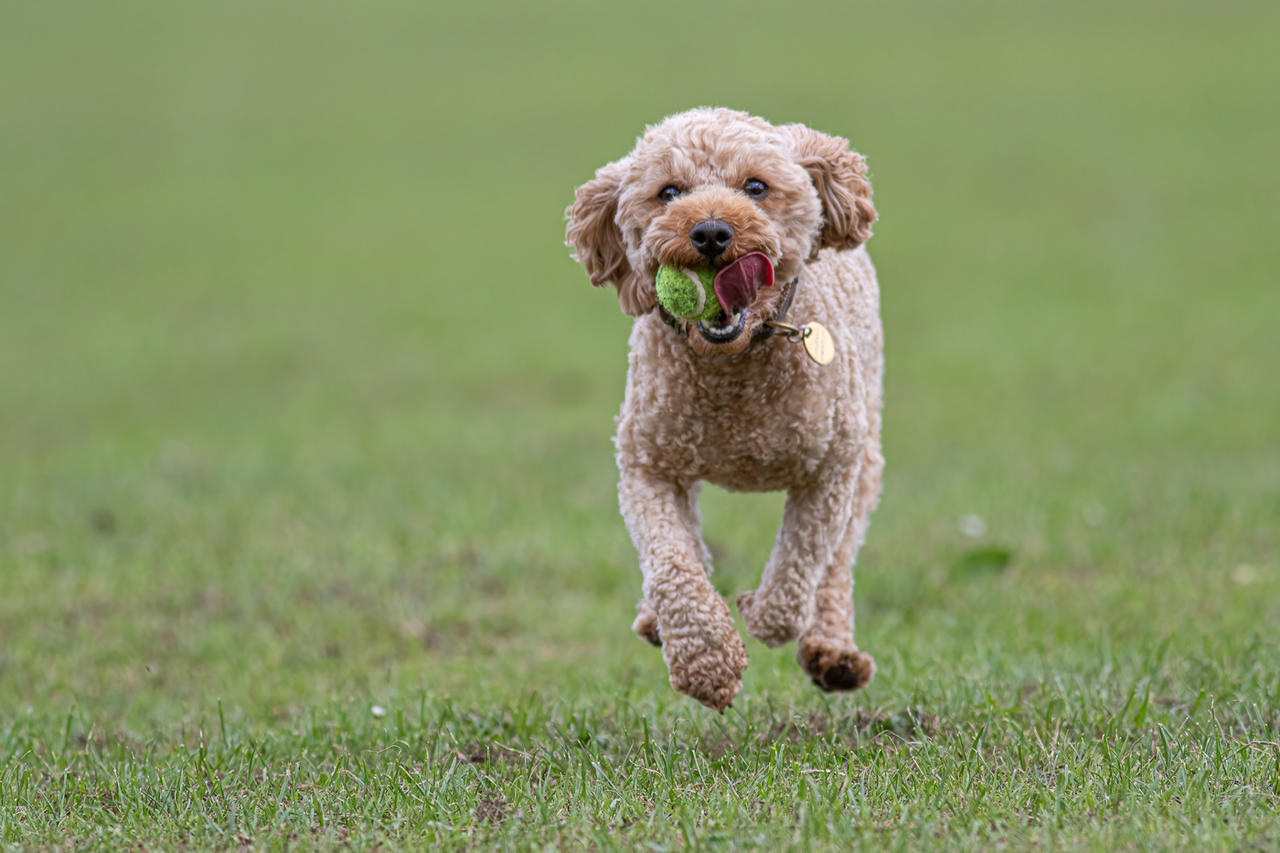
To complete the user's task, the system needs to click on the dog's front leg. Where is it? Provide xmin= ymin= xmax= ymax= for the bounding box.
xmin=737 ymin=462 xmax=861 ymax=648
xmin=619 ymin=472 xmax=747 ymax=711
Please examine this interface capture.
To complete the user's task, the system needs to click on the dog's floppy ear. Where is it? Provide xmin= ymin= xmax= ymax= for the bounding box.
xmin=784 ymin=124 xmax=877 ymax=252
xmin=565 ymin=158 xmax=654 ymax=316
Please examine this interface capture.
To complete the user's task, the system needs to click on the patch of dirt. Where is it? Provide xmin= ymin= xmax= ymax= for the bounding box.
xmin=89 ymin=508 xmax=117 ymax=535
xmin=475 ymin=794 xmax=509 ymax=826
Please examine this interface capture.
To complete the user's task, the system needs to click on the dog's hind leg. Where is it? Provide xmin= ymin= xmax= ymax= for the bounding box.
xmin=796 ymin=521 xmax=876 ymax=691
xmin=798 ymin=438 xmax=882 ymax=691
xmin=737 ymin=461 xmax=862 ymax=648
xmin=621 ymin=473 xmax=746 ymax=711
xmin=632 ymin=483 xmax=711 ymax=647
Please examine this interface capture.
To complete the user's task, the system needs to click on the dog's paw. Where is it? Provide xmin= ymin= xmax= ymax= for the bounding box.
xmin=661 ymin=609 xmax=748 ymax=712
xmin=798 ymin=639 xmax=876 ymax=692
xmin=736 ymin=589 xmax=808 ymax=648
xmin=632 ymin=599 xmax=661 ymax=647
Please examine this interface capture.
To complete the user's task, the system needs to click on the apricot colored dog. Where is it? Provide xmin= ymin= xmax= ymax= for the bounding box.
xmin=566 ymin=108 xmax=882 ymax=710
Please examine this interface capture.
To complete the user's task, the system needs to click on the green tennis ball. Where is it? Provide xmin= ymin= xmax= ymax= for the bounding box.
xmin=655 ymin=266 xmax=722 ymax=323
xmin=654 ymin=266 xmax=704 ymax=318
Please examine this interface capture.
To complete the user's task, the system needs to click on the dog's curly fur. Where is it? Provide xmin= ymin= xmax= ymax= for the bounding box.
xmin=566 ymin=108 xmax=883 ymax=711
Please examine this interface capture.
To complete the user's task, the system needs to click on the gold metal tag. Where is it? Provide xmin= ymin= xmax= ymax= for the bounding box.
xmin=801 ymin=321 xmax=835 ymax=365
xmin=762 ymin=318 xmax=836 ymax=366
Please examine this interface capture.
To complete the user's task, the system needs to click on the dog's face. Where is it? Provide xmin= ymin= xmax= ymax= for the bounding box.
xmin=567 ymin=108 xmax=875 ymax=355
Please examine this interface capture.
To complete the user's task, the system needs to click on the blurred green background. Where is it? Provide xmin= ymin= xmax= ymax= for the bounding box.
xmin=1 ymin=0 xmax=1278 ymax=846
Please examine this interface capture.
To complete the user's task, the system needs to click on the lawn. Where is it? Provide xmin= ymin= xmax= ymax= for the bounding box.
xmin=2 ymin=0 xmax=1278 ymax=849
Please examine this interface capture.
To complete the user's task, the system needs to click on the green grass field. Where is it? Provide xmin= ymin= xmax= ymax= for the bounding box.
xmin=3 ymin=1 xmax=1279 ymax=849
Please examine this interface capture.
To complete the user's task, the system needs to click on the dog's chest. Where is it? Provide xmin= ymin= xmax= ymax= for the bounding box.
xmin=619 ymin=342 xmax=848 ymax=491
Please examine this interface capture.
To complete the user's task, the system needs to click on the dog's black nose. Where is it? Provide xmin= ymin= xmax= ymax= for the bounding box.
xmin=689 ymin=219 xmax=733 ymax=260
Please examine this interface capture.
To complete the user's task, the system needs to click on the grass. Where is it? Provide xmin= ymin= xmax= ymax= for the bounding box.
xmin=2 ymin=0 xmax=1279 ymax=848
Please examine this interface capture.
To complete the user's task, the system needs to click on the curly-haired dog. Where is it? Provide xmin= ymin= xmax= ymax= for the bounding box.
xmin=566 ymin=107 xmax=882 ymax=711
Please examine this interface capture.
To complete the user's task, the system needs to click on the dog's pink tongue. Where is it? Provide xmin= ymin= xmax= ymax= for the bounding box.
xmin=713 ymin=252 xmax=774 ymax=315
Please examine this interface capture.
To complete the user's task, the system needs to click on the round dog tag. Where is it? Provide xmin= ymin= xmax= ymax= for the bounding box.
xmin=802 ymin=322 xmax=835 ymax=365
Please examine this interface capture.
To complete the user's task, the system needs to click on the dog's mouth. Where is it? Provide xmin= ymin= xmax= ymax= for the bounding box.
xmin=696 ymin=308 xmax=749 ymax=343
xmin=686 ymin=252 xmax=775 ymax=346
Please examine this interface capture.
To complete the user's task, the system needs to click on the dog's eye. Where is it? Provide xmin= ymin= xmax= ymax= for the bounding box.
xmin=743 ymin=179 xmax=769 ymax=200
xmin=657 ymin=185 xmax=682 ymax=204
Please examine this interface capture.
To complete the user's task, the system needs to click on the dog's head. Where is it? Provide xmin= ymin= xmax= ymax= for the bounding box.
xmin=566 ymin=108 xmax=875 ymax=355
